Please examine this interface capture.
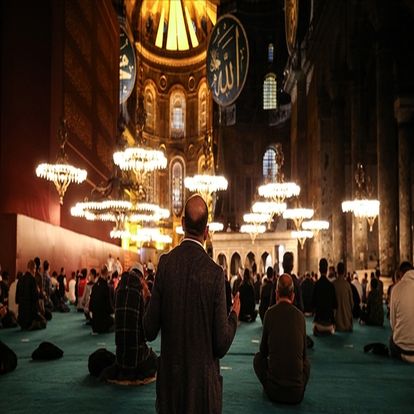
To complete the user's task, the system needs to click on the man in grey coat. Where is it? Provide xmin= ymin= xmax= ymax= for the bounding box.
xmin=144 ymin=194 xmax=240 ymax=413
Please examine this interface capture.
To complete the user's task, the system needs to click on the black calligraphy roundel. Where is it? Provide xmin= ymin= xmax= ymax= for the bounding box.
xmin=207 ymin=14 xmax=249 ymax=107
xmin=119 ymin=26 xmax=136 ymax=104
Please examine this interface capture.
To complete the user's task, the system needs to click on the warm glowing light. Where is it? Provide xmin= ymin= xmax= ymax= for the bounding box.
xmin=283 ymin=208 xmax=314 ymax=230
xmin=342 ymin=199 xmax=380 ymax=231
xmin=240 ymin=223 xmax=266 ymax=244
xmin=36 ymin=163 xmax=87 ymax=205
xmin=252 ymin=200 xmax=287 ymax=216
xmin=184 ymin=175 xmax=228 ymax=195
xmin=258 ymin=182 xmax=300 ymax=201
xmin=208 ymin=222 xmax=224 ymax=233
xmin=113 ymin=147 xmax=167 ymax=173
xmin=243 ymin=212 xmax=271 ymax=224
xmin=302 ymin=220 xmax=330 ymax=234
xmin=291 ymin=230 xmax=314 ymax=249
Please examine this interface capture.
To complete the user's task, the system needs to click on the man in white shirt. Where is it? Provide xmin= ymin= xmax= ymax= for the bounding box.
xmin=390 ymin=261 xmax=414 ymax=363
xmin=351 ymin=273 xmax=363 ymax=302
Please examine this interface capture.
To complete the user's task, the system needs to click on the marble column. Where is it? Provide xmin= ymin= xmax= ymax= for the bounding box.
xmin=331 ymin=99 xmax=346 ymax=265
xmin=394 ymin=97 xmax=414 ymax=263
xmin=376 ymin=32 xmax=398 ymax=275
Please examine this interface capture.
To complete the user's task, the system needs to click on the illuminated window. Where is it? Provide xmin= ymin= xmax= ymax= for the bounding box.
xmin=199 ymin=83 xmax=207 ymax=135
xmin=263 ymin=148 xmax=277 ymax=180
xmin=263 ymin=73 xmax=277 ymax=110
xmin=170 ymin=90 xmax=186 ymax=138
xmin=170 ymin=158 xmax=184 ymax=216
xmin=268 ymin=43 xmax=274 ymax=62
xmin=144 ymin=86 xmax=155 ymax=132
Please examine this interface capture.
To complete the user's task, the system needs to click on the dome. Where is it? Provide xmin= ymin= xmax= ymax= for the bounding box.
xmin=138 ymin=0 xmax=217 ymax=52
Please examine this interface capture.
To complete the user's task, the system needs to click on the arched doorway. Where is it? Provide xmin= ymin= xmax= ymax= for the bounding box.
xmin=230 ymin=252 xmax=242 ymax=276
xmin=261 ymin=251 xmax=273 ymax=274
xmin=245 ymin=252 xmax=256 ymax=273
xmin=217 ymin=253 xmax=228 ymax=276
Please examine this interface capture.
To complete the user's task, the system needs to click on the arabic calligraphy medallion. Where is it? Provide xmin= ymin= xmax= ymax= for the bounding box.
xmin=207 ymin=14 xmax=249 ymax=107
xmin=119 ymin=26 xmax=136 ymax=104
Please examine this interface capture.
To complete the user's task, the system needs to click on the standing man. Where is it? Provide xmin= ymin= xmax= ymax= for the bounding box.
xmin=254 ymin=273 xmax=310 ymax=404
xmin=312 ymin=258 xmax=337 ymax=335
xmin=144 ymin=195 xmax=240 ymax=413
xmin=333 ymin=262 xmax=353 ymax=332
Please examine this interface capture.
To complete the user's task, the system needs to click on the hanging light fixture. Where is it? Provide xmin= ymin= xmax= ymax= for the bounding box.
xmin=302 ymin=219 xmax=330 ymax=236
xmin=291 ymin=230 xmax=314 ymax=249
xmin=283 ymin=207 xmax=314 ymax=230
xmin=240 ymin=223 xmax=267 ymax=244
xmin=341 ymin=163 xmax=380 ymax=231
xmin=258 ymin=143 xmax=300 ymax=205
xmin=36 ymin=119 xmax=87 ymax=204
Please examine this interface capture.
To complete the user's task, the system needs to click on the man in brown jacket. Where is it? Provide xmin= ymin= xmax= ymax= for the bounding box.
xmin=144 ymin=194 xmax=240 ymax=413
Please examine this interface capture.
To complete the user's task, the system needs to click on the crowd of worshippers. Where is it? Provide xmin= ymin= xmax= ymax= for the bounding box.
xmin=1 ymin=246 xmax=414 ymax=406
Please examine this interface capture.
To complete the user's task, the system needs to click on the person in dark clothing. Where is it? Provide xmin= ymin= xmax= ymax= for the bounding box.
xmin=360 ymin=278 xmax=384 ymax=326
xmin=349 ymin=281 xmax=361 ymax=318
xmin=144 ymin=195 xmax=240 ymax=414
xmin=102 ymin=264 xmax=157 ymax=383
xmin=253 ymin=273 xmax=261 ymax=304
xmin=312 ymin=258 xmax=337 ymax=336
xmin=89 ymin=265 xmax=114 ymax=334
xmin=301 ymin=272 xmax=314 ymax=315
xmin=254 ymin=273 xmax=310 ymax=404
xmin=271 ymin=252 xmax=303 ymax=312
xmin=224 ymin=270 xmax=232 ymax=315
xmin=239 ymin=268 xmax=258 ymax=322
xmin=259 ymin=267 xmax=274 ymax=322
xmin=15 ymin=260 xmax=46 ymax=330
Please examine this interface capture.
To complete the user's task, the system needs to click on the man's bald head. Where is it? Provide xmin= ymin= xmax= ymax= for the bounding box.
xmin=277 ymin=273 xmax=294 ymax=299
xmin=183 ymin=194 xmax=208 ymax=237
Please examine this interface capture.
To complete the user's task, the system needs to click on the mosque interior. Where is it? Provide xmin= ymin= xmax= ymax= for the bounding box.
xmin=1 ymin=0 xmax=414 ymax=279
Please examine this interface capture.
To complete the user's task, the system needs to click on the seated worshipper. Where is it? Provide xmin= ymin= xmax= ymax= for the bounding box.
xmin=80 ymin=268 xmax=97 ymax=321
xmin=76 ymin=269 xmax=88 ymax=312
xmin=7 ymin=272 xmax=20 ymax=319
xmin=333 ymin=262 xmax=354 ymax=332
xmin=301 ymin=272 xmax=315 ymax=316
xmin=359 ymin=278 xmax=384 ymax=326
xmin=89 ymin=265 xmax=114 ymax=334
xmin=312 ymin=258 xmax=337 ymax=336
xmin=239 ymin=268 xmax=258 ymax=322
xmin=259 ymin=267 xmax=274 ymax=322
xmin=350 ymin=279 xmax=361 ymax=319
xmin=254 ymin=274 xmax=310 ymax=404
xmin=102 ymin=264 xmax=157 ymax=384
xmin=15 ymin=260 xmax=46 ymax=330
xmin=389 ymin=261 xmax=414 ymax=362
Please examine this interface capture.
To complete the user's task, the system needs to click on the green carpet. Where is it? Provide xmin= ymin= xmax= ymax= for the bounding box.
xmin=0 ymin=309 xmax=413 ymax=413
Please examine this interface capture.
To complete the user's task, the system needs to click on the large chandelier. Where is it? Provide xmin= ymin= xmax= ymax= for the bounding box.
xmin=113 ymin=147 xmax=167 ymax=176
xmin=342 ymin=163 xmax=380 ymax=231
xmin=291 ymin=230 xmax=314 ymax=249
xmin=258 ymin=144 xmax=300 ymax=205
xmin=302 ymin=219 xmax=330 ymax=236
xmin=252 ymin=200 xmax=287 ymax=217
xmin=36 ymin=119 xmax=87 ymax=204
xmin=240 ymin=223 xmax=266 ymax=244
xmin=184 ymin=175 xmax=228 ymax=196
xmin=283 ymin=208 xmax=314 ymax=230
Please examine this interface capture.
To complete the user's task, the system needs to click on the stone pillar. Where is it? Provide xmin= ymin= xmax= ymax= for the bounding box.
xmin=331 ymin=99 xmax=346 ymax=264
xmin=376 ymin=31 xmax=398 ymax=275
xmin=394 ymin=97 xmax=414 ymax=263
xmin=350 ymin=77 xmax=369 ymax=271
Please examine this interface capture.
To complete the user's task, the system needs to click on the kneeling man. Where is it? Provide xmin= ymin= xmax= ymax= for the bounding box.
xmin=254 ymin=273 xmax=310 ymax=404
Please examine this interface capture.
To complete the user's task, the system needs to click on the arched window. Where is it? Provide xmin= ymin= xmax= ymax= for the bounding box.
xmin=268 ymin=43 xmax=274 ymax=63
xmin=263 ymin=147 xmax=277 ymax=180
xmin=170 ymin=157 xmax=184 ymax=216
xmin=170 ymin=90 xmax=186 ymax=138
xmin=198 ymin=83 xmax=207 ymax=135
xmin=263 ymin=73 xmax=277 ymax=110
xmin=144 ymin=85 xmax=155 ymax=132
